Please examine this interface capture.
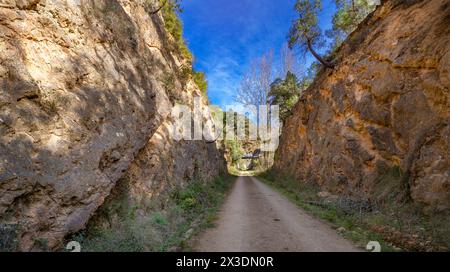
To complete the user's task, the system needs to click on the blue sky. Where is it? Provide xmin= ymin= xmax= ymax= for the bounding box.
xmin=180 ymin=0 xmax=337 ymax=109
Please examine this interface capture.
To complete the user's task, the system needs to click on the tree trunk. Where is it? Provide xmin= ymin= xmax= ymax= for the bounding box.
xmin=306 ymin=39 xmax=334 ymax=69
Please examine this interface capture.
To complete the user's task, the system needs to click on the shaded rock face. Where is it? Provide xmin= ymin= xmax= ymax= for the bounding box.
xmin=0 ymin=0 xmax=225 ymax=250
xmin=274 ymin=0 xmax=449 ymax=214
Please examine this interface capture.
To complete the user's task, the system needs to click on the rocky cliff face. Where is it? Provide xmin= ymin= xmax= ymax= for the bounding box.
xmin=274 ymin=0 xmax=449 ymax=213
xmin=0 ymin=0 xmax=225 ymax=251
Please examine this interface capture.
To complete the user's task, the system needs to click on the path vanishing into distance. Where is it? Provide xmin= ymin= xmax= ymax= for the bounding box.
xmin=194 ymin=176 xmax=361 ymax=252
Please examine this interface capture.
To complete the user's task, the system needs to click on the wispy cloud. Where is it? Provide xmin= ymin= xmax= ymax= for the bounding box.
xmin=181 ymin=0 xmax=336 ymax=109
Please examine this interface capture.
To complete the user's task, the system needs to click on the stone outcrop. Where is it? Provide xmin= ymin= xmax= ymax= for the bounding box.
xmin=0 ymin=0 xmax=225 ymax=251
xmin=274 ymin=0 xmax=449 ymax=213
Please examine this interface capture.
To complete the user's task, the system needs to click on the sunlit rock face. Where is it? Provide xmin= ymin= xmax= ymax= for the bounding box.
xmin=0 ymin=0 xmax=225 ymax=250
xmin=274 ymin=0 xmax=449 ymax=214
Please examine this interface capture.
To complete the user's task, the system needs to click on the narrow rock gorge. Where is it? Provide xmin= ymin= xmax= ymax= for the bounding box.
xmin=0 ymin=0 xmax=225 ymax=251
xmin=1 ymin=0 xmax=449 ymax=253
xmin=274 ymin=0 xmax=449 ymax=214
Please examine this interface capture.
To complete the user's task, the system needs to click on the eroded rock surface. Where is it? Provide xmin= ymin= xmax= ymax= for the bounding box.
xmin=0 ymin=0 xmax=225 ymax=250
xmin=274 ymin=0 xmax=449 ymax=213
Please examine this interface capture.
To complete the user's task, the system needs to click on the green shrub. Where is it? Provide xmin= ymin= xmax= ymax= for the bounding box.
xmin=157 ymin=1 xmax=210 ymax=101
xmin=225 ymin=140 xmax=244 ymax=165
xmin=259 ymin=170 xmax=450 ymax=252
xmin=161 ymin=0 xmax=192 ymax=61
xmin=192 ymin=70 xmax=208 ymax=96
xmin=175 ymin=65 xmax=209 ymax=100
xmin=162 ymin=74 xmax=176 ymax=91
xmin=72 ymin=174 xmax=234 ymax=252
xmin=152 ymin=213 xmax=169 ymax=226
xmin=177 ymin=65 xmax=192 ymax=85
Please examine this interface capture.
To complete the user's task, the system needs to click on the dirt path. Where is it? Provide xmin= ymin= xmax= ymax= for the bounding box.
xmin=194 ymin=176 xmax=361 ymax=252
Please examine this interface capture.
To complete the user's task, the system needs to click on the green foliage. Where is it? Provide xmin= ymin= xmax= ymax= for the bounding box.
xmin=73 ymin=219 xmax=149 ymax=252
xmin=259 ymin=170 xmax=450 ymax=251
xmin=161 ymin=0 xmax=192 ymax=61
xmin=156 ymin=1 xmax=210 ymax=101
xmin=162 ymin=74 xmax=176 ymax=91
xmin=177 ymin=64 xmax=192 ymax=84
xmin=288 ymin=0 xmax=331 ymax=67
xmin=327 ymin=0 xmax=377 ymax=48
xmin=268 ymin=72 xmax=302 ymax=121
xmin=226 ymin=110 xmax=255 ymax=140
xmin=225 ymin=140 xmax=244 ymax=165
xmin=288 ymin=0 xmax=323 ymax=49
xmin=219 ymin=109 xmax=258 ymax=168
xmin=294 ymin=61 xmax=320 ymax=93
xmin=192 ymin=70 xmax=208 ymax=96
xmin=151 ymin=213 xmax=169 ymax=226
xmin=258 ymin=171 xmax=396 ymax=251
xmin=173 ymin=183 xmax=202 ymax=211
xmin=176 ymin=65 xmax=209 ymax=101
xmin=289 ymin=0 xmax=376 ymax=68
xmin=209 ymin=105 xmax=225 ymax=128
xmin=47 ymin=100 xmax=58 ymax=113
xmin=227 ymin=165 xmax=242 ymax=176
xmin=73 ymin=174 xmax=234 ymax=252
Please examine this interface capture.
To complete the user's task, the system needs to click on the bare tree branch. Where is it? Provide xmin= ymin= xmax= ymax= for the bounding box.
xmin=235 ymin=51 xmax=274 ymax=108
xmin=280 ymin=43 xmax=303 ymax=78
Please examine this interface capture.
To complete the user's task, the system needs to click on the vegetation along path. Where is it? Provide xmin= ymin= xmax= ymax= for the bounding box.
xmin=194 ymin=176 xmax=360 ymax=252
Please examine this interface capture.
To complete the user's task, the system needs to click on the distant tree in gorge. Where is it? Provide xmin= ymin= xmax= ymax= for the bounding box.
xmin=267 ymin=72 xmax=302 ymax=121
xmin=288 ymin=0 xmax=334 ymax=69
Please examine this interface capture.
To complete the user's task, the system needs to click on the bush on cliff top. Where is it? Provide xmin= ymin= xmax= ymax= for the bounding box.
xmin=158 ymin=0 xmax=209 ymax=100
xmin=160 ymin=0 xmax=192 ymax=62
